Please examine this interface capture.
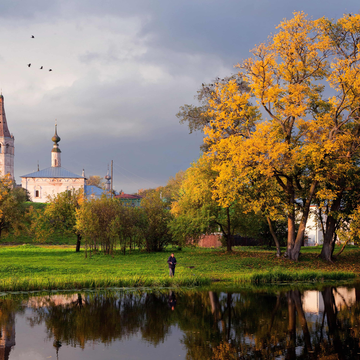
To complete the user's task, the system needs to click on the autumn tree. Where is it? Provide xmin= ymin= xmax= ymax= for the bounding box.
xmin=86 ymin=176 xmax=104 ymax=189
xmin=170 ymin=156 xmax=263 ymax=252
xmin=186 ymin=12 xmax=360 ymax=261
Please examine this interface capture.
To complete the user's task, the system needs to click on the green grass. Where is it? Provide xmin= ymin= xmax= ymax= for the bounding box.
xmin=0 ymin=245 xmax=358 ymax=291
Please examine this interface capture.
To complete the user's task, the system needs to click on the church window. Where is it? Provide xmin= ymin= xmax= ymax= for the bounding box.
xmin=0 ymin=144 xmax=1 ymax=153
xmin=5 ymin=144 xmax=9 ymax=154
xmin=55 ymin=159 xmax=57 ymax=166
xmin=35 ymin=190 xmax=39 ymax=198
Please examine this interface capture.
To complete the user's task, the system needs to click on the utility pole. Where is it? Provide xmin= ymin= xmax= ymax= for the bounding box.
xmin=111 ymin=160 xmax=113 ymax=198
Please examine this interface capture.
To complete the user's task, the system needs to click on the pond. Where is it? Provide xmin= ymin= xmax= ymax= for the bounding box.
xmin=0 ymin=283 xmax=360 ymax=359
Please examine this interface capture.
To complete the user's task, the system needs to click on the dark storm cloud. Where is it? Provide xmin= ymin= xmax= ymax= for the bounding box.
xmin=2 ymin=0 xmax=360 ymax=192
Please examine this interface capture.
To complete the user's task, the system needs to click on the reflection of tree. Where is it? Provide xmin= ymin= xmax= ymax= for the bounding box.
xmin=27 ymin=291 xmax=175 ymax=351
xmin=0 ymin=298 xmax=23 ymax=360
xmin=1 ymin=286 xmax=360 ymax=359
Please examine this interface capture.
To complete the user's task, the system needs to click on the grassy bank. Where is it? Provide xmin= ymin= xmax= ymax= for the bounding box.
xmin=0 ymin=245 xmax=358 ymax=291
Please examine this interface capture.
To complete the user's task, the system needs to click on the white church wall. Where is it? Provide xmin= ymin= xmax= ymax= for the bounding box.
xmin=305 ymin=205 xmax=324 ymax=246
xmin=22 ymin=177 xmax=85 ymax=202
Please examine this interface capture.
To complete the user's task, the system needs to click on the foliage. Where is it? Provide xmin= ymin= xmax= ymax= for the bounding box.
xmin=177 ymin=75 xmax=250 ymax=151
xmin=140 ymin=191 xmax=173 ymax=252
xmin=170 ymin=156 xmax=263 ymax=251
xmin=86 ymin=175 xmax=104 ymax=189
xmin=180 ymin=12 xmax=360 ymax=261
xmin=0 ymin=176 xmax=28 ymax=238
xmin=29 ymin=189 xmax=85 ymax=251
xmin=111 ymin=205 xmax=143 ymax=254
xmin=75 ymin=196 xmax=120 ymax=256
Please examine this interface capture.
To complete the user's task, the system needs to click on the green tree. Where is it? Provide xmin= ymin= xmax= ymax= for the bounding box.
xmin=0 ymin=176 xmax=28 ymax=238
xmin=75 ymin=196 xmax=119 ymax=256
xmin=139 ymin=191 xmax=173 ymax=252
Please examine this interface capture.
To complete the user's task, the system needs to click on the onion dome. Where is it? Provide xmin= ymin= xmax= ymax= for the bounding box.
xmin=52 ymin=124 xmax=61 ymax=144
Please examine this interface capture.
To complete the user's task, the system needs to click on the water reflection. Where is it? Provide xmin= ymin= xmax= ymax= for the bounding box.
xmin=0 ymin=285 xmax=359 ymax=359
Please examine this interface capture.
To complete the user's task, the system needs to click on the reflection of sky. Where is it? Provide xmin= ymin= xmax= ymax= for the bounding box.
xmin=10 ymin=309 xmax=186 ymax=360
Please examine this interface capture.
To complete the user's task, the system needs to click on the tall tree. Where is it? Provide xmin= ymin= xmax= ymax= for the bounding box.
xmin=192 ymin=12 xmax=360 ymax=261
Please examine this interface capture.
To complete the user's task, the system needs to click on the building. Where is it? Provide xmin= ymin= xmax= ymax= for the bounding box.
xmin=305 ymin=205 xmax=324 ymax=246
xmin=21 ymin=125 xmax=86 ymax=202
xmin=0 ymin=95 xmax=14 ymax=180
xmin=115 ymin=193 xmax=142 ymax=207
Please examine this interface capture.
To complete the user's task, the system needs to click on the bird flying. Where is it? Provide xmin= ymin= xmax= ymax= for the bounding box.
xmin=49 ymin=69 xmax=52 ymax=72
xmin=40 ymin=66 xmax=43 ymax=69
xmin=28 ymin=63 xmax=31 ymax=67
xmin=31 ymin=35 xmax=35 ymax=38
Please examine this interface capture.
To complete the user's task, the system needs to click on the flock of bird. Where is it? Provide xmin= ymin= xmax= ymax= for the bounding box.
xmin=27 ymin=35 xmax=53 ymax=72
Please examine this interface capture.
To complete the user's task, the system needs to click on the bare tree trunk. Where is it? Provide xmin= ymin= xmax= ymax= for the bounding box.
xmin=267 ymin=216 xmax=281 ymax=257
xmin=322 ymin=287 xmax=343 ymax=357
xmin=321 ymin=192 xmax=342 ymax=262
xmin=292 ymin=290 xmax=312 ymax=353
xmin=288 ymin=180 xmax=317 ymax=261
xmin=209 ymin=291 xmax=221 ymax=322
xmin=76 ymin=234 xmax=81 ymax=252
xmin=286 ymin=292 xmax=296 ymax=360
xmin=226 ymin=207 xmax=232 ymax=252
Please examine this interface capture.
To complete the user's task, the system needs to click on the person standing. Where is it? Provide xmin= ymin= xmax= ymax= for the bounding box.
xmin=167 ymin=253 xmax=177 ymax=277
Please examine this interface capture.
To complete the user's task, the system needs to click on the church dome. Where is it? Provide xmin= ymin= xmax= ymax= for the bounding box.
xmin=52 ymin=125 xmax=61 ymax=143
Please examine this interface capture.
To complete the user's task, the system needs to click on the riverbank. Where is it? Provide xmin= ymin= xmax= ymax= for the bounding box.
xmin=0 ymin=245 xmax=358 ymax=291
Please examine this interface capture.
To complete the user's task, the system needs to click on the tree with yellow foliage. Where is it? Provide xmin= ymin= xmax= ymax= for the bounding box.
xmin=171 ymin=156 xmax=265 ymax=252
xmin=189 ymin=12 xmax=360 ymax=261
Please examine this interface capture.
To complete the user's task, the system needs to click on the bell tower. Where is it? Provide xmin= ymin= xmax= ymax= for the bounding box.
xmin=51 ymin=123 xmax=61 ymax=167
xmin=0 ymin=94 xmax=15 ymax=180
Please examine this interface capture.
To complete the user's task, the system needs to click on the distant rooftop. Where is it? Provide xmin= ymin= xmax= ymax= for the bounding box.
xmin=115 ymin=193 xmax=143 ymax=200
xmin=21 ymin=167 xmax=84 ymax=178
xmin=84 ymin=185 xmax=106 ymax=197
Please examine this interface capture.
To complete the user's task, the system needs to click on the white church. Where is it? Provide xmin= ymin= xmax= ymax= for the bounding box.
xmin=0 ymin=94 xmax=109 ymax=202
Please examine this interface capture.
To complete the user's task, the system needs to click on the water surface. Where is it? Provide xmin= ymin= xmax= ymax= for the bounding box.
xmin=1 ymin=284 xmax=360 ymax=359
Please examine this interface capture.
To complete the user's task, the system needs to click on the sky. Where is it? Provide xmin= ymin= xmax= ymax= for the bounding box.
xmin=0 ymin=0 xmax=359 ymax=193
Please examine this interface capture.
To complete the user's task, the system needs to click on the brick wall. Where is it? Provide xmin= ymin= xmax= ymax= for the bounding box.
xmin=198 ymin=234 xmax=222 ymax=248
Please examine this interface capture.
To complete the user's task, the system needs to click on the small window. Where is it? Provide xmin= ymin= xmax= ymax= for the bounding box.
xmin=0 ymin=144 xmax=2 ymax=153
xmin=35 ymin=190 xmax=39 ymax=198
xmin=5 ymin=144 xmax=9 ymax=154
xmin=55 ymin=159 xmax=57 ymax=166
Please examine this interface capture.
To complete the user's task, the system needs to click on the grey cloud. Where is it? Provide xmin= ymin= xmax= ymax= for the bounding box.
xmin=3 ymin=0 xmax=360 ymax=194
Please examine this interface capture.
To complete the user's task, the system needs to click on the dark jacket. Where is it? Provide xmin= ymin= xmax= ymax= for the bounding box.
xmin=167 ymin=256 xmax=177 ymax=269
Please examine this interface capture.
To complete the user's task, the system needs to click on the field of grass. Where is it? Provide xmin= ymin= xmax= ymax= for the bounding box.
xmin=0 ymin=245 xmax=358 ymax=291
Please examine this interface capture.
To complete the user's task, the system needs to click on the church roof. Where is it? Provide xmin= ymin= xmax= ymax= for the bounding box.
xmin=84 ymin=185 xmax=106 ymax=197
xmin=0 ymin=95 xmax=12 ymax=138
xmin=21 ymin=166 xmax=84 ymax=178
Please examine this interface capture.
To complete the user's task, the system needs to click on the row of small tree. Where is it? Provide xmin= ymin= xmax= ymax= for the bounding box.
xmin=30 ymin=189 xmax=172 ymax=255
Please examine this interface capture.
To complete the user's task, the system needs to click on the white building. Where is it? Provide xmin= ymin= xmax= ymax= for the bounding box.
xmin=21 ymin=125 xmax=86 ymax=202
xmin=0 ymin=94 xmax=15 ymax=180
xmin=305 ymin=205 xmax=324 ymax=246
